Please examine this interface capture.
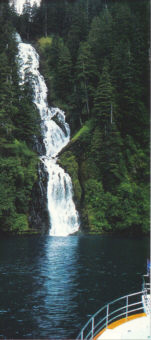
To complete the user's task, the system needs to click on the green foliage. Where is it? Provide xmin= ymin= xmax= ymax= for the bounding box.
xmin=75 ymin=42 xmax=99 ymax=120
xmin=72 ymin=119 xmax=94 ymax=142
xmin=38 ymin=36 xmax=52 ymax=51
xmin=88 ymin=8 xmax=113 ymax=70
xmin=84 ymin=179 xmax=111 ymax=232
xmin=93 ymin=61 xmax=114 ymax=132
xmin=9 ymin=214 xmax=29 ymax=233
xmin=0 ymin=140 xmax=38 ymax=233
xmin=0 ymin=5 xmax=39 ymax=234
xmin=55 ymin=43 xmax=72 ymax=101
xmin=115 ymin=181 xmax=150 ymax=233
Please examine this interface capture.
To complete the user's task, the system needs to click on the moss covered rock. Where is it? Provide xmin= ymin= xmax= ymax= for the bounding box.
xmin=59 ymin=118 xmax=149 ymax=235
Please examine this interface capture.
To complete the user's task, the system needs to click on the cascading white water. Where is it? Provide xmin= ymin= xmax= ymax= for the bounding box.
xmin=15 ymin=33 xmax=80 ymax=236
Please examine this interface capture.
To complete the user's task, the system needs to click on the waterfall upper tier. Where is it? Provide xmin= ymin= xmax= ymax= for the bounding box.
xmin=16 ymin=33 xmax=80 ymax=236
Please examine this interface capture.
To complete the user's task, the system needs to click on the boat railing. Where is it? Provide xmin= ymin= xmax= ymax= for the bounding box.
xmin=76 ymin=290 xmax=146 ymax=340
xmin=142 ymin=274 xmax=150 ymax=295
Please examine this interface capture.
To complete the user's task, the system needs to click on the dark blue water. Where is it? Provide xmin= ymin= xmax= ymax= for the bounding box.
xmin=0 ymin=234 xmax=149 ymax=339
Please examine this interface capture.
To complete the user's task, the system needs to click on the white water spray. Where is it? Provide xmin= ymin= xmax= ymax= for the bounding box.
xmin=15 ymin=33 xmax=79 ymax=236
xmin=10 ymin=0 xmax=41 ymax=14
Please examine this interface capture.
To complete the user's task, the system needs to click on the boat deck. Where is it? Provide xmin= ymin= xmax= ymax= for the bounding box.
xmin=76 ymin=273 xmax=151 ymax=340
xmin=97 ymin=313 xmax=151 ymax=339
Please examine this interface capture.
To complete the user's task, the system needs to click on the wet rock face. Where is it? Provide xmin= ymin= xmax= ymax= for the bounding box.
xmin=51 ymin=112 xmax=68 ymax=137
xmin=29 ymin=122 xmax=49 ymax=233
xmin=33 ymin=134 xmax=46 ymax=156
xmin=29 ymin=162 xmax=49 ymax=233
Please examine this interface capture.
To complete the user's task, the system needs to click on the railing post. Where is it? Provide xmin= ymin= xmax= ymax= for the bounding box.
xmin=91 ymin=317 xmax=94 ymax=339
xmin=126 ymin=295 xmax=128 ymax=320
xmin=81 ymin=330 xmax=83 ymax=340
xmin=106 ymin=304 xmax=109 ymax=329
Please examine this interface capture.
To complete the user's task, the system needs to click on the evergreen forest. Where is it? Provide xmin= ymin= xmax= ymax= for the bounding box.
xmin=0 ymin=0 xmax=150 ymax=235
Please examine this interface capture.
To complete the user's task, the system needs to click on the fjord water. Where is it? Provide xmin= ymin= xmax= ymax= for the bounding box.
xmin=16 ymin=34 xmax=79 ymax=236
xmin=0 ymin=235 xmax=149 ymax=339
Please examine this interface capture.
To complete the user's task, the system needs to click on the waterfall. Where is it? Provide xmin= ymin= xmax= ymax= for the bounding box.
xmin=15 ymin=33 xmax=80 ymax=236
xmin=10 ymin=0 xmax=41 ymax=14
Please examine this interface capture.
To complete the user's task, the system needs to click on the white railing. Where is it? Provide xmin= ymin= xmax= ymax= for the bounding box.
xmin=76 ymin=290 xmax=146 ymax=340
xmin=142 ymin=274 xmax=150 ymax=294
xmin=142 ymin=274 xmax=151 ymax=315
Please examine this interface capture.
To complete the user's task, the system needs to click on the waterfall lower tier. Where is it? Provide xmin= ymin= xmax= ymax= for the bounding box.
xmin=45 ymin=159 xmax=79 ymax=236
xmin=16 ymin=33 xmax=80 ymax=236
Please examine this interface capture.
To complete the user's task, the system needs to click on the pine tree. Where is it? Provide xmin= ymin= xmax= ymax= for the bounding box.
xmin=88 ymin=7 xmax=113 ymax=70
xmin=93 ymin=61 xmax=114 ymax=134
xmin=67 ymin=2 xmax=88 ymax=61
xmin=19 ymin=0 xmax=32 ymax=40
xmin=54 ymin=42 xmax=73 ymax=102
xmin=76 ymin=41 xmax=98 ymax=120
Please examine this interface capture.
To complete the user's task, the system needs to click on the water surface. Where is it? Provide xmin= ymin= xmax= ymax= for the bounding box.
xmin=0 ymin=234 xmax=149 ymax=339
